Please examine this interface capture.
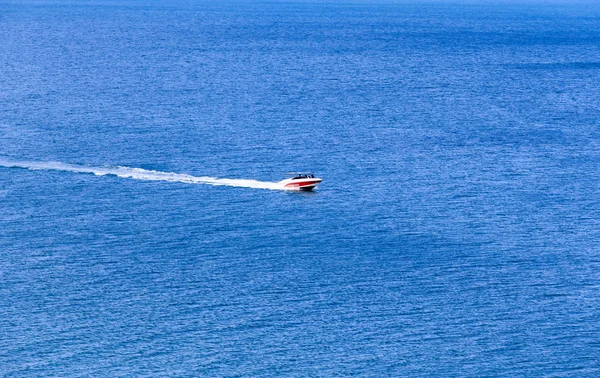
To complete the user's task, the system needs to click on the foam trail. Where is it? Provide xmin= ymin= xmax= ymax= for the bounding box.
xmin=0 ymin=158 xmax=285 ymax=190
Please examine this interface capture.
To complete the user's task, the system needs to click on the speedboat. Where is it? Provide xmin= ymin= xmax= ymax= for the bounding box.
xmin=279 ymin=172 xmax=322 ymax=191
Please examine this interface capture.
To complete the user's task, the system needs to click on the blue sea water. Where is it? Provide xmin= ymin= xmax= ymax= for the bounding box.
xmin=1 ymin=0 xmax=600 ymax=375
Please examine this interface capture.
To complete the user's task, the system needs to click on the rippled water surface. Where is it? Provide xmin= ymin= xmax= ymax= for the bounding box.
xmin=1 ymin=1 xmax=600 ymax=376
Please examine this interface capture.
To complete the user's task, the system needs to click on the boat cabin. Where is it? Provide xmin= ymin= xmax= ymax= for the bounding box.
xmin=287 ymin=172 xmax=316 ymax=180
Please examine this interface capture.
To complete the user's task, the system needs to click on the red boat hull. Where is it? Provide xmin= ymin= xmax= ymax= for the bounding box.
xmin=283 ymin=179 xmax=322 ymax=191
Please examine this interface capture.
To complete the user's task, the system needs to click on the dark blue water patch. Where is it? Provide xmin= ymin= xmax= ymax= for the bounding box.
xmin=512 ymin=62 xmax=600 ymax=70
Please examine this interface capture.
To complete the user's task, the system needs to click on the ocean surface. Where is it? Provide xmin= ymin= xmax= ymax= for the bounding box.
xmin=2 ymin=1 xmax=600 ymax=376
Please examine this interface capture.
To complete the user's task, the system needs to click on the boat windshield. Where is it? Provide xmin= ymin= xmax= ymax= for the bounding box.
xmin=291 ymin=173 xmax=314 ymax=180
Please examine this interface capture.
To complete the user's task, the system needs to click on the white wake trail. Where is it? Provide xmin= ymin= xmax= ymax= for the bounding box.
xmin=0 ymin=158 xmax=285 ymax=190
